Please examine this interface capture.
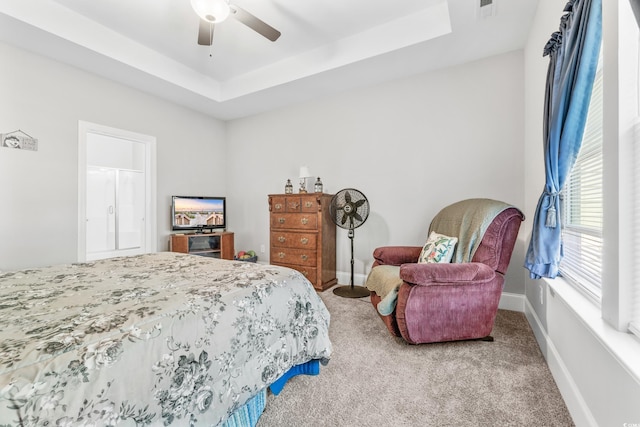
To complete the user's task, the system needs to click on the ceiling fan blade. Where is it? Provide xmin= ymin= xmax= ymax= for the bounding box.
xmin=230 ymin=5 xmax=281 ymax=42
xmin=198 ymin=19 xmax=214 ymax=46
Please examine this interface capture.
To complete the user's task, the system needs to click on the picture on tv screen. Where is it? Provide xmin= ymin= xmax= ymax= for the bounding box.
xmin=172 ymin=196 xmax=226 ymax=231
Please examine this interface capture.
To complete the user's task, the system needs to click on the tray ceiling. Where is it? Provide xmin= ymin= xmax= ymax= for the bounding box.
xmin=0 ymin=0 xmax=539 ymax=120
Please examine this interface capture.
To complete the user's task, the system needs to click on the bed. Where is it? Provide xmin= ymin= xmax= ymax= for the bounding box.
xmin=0 ymin=252 xmax=332 ymax=426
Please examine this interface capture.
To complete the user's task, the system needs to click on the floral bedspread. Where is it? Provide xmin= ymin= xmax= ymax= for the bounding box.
xmin=0 ymin=252 xmax=332 ymax=426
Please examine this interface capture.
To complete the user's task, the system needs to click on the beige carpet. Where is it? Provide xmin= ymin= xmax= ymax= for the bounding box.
xmin=257 ymin=286 xmax=574 ymax=427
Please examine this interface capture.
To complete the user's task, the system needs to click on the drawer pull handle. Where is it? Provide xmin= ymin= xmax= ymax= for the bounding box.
xmin=275 ymin=203 xmax=283 ymax=210
xmin=301 ymin=217 xmax=309 ymax=225
xmin=290 ymin=202 xmax=300 ymax=209
xmin=301 ymin=254 xmax=308 ymax=261
xmin=278 ymin=236 xmax=286 ymax=243
xmin=300 ymin=237 xmax=309 ymax=245
xmin=301 ymin=270 xmax=309 ymax=276
xmin=278 ymin=252 xmax=286 ymax=259
xmin=305 ymin=201 xmax=313 ymax=208
xmin=278 ymin=217 xmax=286 ymax=224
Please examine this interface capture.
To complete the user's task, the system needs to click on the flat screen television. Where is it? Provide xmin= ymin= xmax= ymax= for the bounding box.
xmin=171 ymin=196 xmax=226 ymax=232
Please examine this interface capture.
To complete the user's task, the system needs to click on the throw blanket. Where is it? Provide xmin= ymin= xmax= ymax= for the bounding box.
xmin=429 ymin=198 xmax=513 ymax=263
xmin=365 ymin=265 xmax=402 ymax=316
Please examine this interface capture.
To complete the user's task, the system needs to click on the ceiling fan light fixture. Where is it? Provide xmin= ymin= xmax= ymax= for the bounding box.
xmin=191 ymin=0 xmax=230 ymax=23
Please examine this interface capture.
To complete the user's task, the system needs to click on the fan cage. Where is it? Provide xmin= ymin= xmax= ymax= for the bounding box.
xmin=329 ymin=188 xmax=370 ymax=230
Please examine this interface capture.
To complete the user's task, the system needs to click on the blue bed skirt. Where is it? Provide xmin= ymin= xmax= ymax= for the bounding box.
xmin=222 ymin=359 xmax=321 ymax=427
xmin=269 ymin=359 xmax=320 ymax=395
xmin=222 ymin=389 xmax=267 ymax=427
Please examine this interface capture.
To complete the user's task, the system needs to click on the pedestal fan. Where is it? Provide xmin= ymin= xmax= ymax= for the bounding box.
xmin=329 ymin=188 xmax=371 ymax=298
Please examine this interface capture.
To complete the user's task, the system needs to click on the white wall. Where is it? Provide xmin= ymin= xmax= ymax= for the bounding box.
xmin=523 ymin=1 xmax=640 ymax=425
xmin=0 ymin=38 xmax=526 ymax=294
xmin=0 ymin=41 xmax=226 ymax=270
xmin=226 ymin=50 xmax=526 ymax=293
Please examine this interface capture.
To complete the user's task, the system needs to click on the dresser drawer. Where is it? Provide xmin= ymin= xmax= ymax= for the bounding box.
xmin=273 ymin=263 xmax=318 ymax=284
xmin=271 ymin=247 xmax=317 ymax=267
xmin=271 ymin=196 xmax=287 ymax=213
xmin=300 ymin=196 xmax=318 ymax=212
xmin=270 ymin=231 xmax=317 ymax=249
xmin=270 ymin=213 xmax=318 ymax=230
xmin=285 ymin=197 xmax=302 ymax=212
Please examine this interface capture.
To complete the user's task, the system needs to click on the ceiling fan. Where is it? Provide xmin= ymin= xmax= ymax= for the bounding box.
xmin=190 ymin=0 xmax=281 ymax=46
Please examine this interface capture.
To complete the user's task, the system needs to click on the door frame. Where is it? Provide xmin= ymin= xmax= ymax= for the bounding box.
xmin=78 ymin=121 xmax=157 ymax=262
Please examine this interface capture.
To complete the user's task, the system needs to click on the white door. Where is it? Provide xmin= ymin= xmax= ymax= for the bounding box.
xmin=78 ymin=122 xmax=157 ymax=262
xmin=86 ymin=167 xmax=116 ymax=254
xmin=117 ymin=169 xmax=145 ymax=250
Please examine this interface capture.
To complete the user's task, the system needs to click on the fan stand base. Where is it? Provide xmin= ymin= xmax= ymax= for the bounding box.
xmin=333 ymin=285 xmax=370 ymax=298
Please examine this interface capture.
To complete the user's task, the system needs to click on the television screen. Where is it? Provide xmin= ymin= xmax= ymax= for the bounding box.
xmin=172 ymin=196 xmax=226 ymax=232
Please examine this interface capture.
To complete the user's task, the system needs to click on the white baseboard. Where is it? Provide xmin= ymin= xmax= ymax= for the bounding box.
xmin=336 ymin=271 xmax=367 ymax=287
xmin=498 ymin=292 xmax=525 ymax=312
xmin=524 ymin=299 xmax=597 ymax=427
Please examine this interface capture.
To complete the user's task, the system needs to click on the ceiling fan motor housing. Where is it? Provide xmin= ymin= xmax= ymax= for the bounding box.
xmin=193 ymin=0 xmax=281 ymax=46
xmin=191 ymin=0 xmax=230 ymax=23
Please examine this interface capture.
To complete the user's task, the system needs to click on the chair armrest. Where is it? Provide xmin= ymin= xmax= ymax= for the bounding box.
xmin=373 ymin=246 xmax=422 ymax=266
xmin=399 ymin=262 xmax=495 ymax=286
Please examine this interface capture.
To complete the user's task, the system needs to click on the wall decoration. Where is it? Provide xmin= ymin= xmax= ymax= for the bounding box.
xmin=1 ymin=130 xmax=38 ymax=151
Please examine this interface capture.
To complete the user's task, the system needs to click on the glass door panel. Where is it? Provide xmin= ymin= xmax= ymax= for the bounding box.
xmin=86 ymin=167 xmax=116 ymax=254
xmin=117 ymin=170 xmax=145 ymax=250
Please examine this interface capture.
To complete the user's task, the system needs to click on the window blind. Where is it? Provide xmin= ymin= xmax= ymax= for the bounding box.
xmin=560 ymin=55 xmax=604 ymax=301
xmin=630 ymin=117 xmax=640 ymax=338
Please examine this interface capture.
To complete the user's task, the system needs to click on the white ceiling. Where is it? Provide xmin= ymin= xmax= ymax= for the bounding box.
xmin=0 ymin=0 xmax=539 ymax=120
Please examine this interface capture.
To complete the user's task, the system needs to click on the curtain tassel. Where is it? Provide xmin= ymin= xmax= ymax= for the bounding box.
xmin=545 ymin=205 xmax=557 ymax=228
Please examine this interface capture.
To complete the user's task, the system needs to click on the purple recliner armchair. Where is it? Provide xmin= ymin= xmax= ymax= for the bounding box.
xmin=368 ymin=199 xmax=524 ymax=344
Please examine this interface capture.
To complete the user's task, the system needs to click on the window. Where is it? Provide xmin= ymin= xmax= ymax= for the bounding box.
xmin=632 ymin=111 xmax=640 ymax=337
xmin=560 ymin=53 xmax=604 ymax=303
xmin=630 ymin=28 xmax=640 ymax=338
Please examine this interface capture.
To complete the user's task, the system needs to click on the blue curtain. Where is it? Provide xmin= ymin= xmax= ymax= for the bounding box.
xmin=524 ymin=0 xmax=602 ymax=279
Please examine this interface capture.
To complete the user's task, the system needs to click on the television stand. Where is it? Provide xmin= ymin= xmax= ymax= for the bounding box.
xmin=170 ymin=231 xmax=234 ymax=260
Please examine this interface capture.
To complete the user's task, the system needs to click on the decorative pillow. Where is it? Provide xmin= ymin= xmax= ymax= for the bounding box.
xmin=417 ymin=231 xmax=458 ymax=264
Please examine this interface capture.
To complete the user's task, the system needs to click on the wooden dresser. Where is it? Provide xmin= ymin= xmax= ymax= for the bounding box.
xmin=268 ymin=193 xmax=337 ymax=291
